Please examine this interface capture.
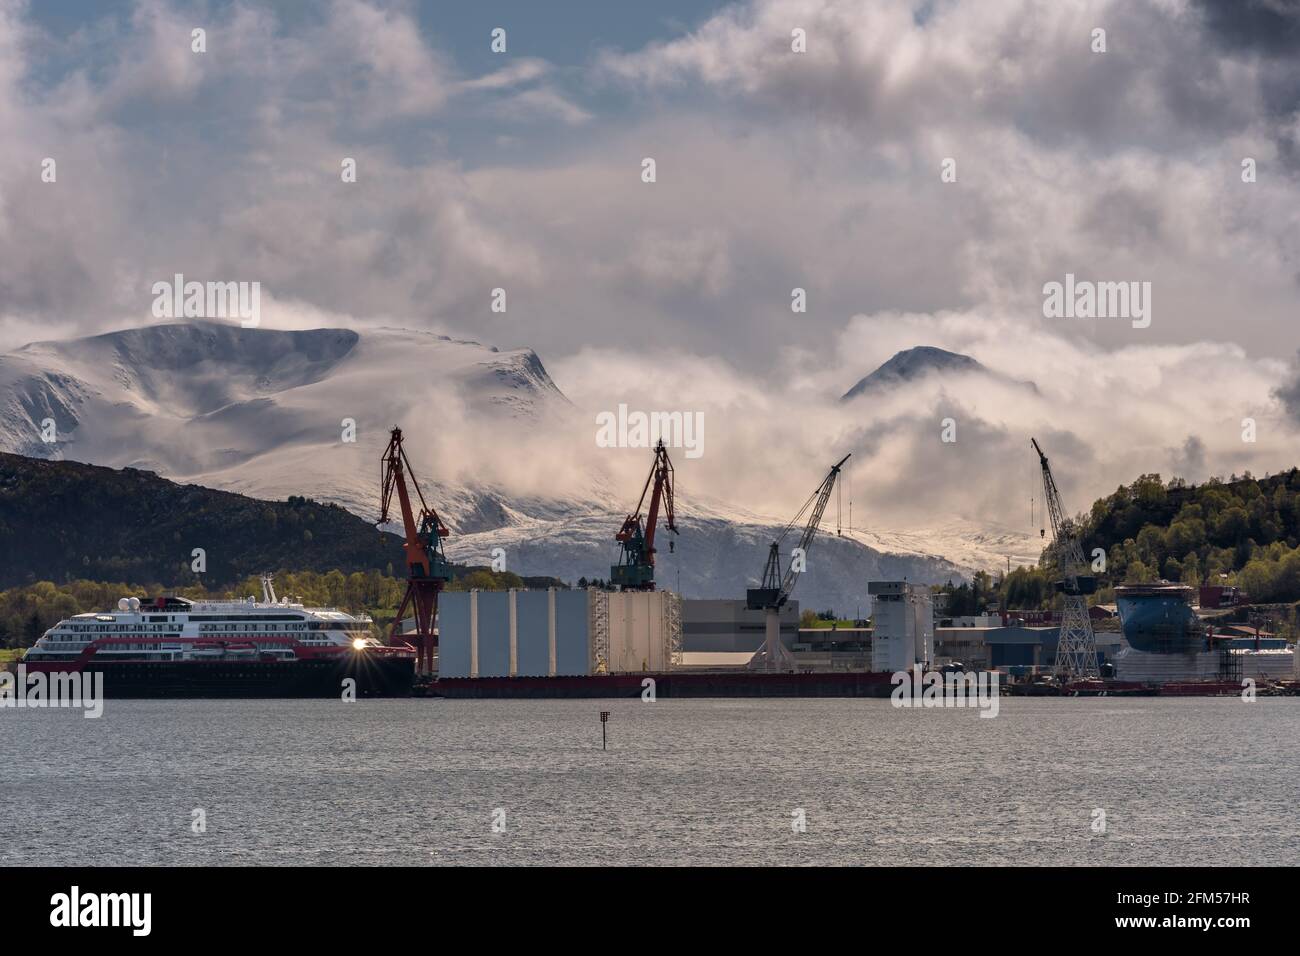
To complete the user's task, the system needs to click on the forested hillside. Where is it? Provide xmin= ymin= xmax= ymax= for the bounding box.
xmin=0 ymin=452 xmax=408 ymax=587
xmin=936 ymin=469 xmax=1300 ymax=613
xmin=1075 ymin=469 xmax=1300 ymax=602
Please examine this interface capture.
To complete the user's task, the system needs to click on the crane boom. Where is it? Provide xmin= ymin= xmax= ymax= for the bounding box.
xmin=379 ymin=427 xmax=451 ymax=676
xmin=745 ymin=453 xmax=850 ymax=672
xmin=1031 ymin=438 xmax=1092 ymax=594
xmin=778 ymin=453 xmax=851 ymax=600
xmin=1030 ymin=437 xmax=1099 ymax=681
xmin=748 ymin=454 xmax=850 ymax=609
xmin=611 ymin=439 xmax=678 ymax=590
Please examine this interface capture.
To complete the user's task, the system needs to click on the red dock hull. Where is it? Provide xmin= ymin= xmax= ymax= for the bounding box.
xmin=424 ymin=671 xmax=900 ymax=698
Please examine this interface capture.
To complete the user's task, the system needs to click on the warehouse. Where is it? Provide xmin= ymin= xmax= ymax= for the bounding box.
xmin=437 ymin=588 xmax=682 ymax=678
xmin=680 ymin=598 xmax=800 ymax=653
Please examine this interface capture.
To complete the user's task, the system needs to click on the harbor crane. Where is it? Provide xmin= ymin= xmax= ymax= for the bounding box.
xmin=610 ymin=438 xmax=678 ymax=590
xmin=379 ymin=426 xmax=452 ymax=676
xmin=1031 ymin=437 xmax=1100 ymax=681
xmin=746 ymin=454 xmax=850 ymax=671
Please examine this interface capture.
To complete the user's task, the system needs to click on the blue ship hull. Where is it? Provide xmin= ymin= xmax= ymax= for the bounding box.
xmin=1115 ymin=585 xmax=1204 ymax=654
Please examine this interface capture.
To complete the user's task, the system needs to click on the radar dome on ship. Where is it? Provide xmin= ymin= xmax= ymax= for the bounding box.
xmin=128 ymin=597 xmax=141 ymax=611
xmin=118 ymin=598 xmax=129 ymax=611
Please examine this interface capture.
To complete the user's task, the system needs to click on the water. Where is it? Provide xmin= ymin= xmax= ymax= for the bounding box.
xmin=3 ymin=697 xmax=1297 ymax=865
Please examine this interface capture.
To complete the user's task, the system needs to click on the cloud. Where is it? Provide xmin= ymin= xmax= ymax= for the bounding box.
xmin=1194 ymin=0 xmax=1300 ymax=56
xmin=491 ymin=85 xmax=592 ymax=125
xmin=600 ymin=0 xmax=1272 ymax=149
xmin=1192 ymin=0 xmax=1300 ymax=164
xmin=1169 ymin=434 xmax=1209 ymax=481
xmin=458 ymin=57 xmax=552 ymax=92
xmin=1271 ymin=349 xmax=1300 ymax=422
xmin=4 ymin=0 xmax=1297 ymax=361
xmin=0 ymin=0 xmax=554 ymax=346
xmin=552 ymin=304 xmax=1299 ymax=532
xmin=2 ymin=0 xmax=1300 ymax=527
xmin=457 ymin=56 xmax=591 ymax=125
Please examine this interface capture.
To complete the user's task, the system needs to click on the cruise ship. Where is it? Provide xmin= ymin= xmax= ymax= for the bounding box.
xmin=19 ymin=576 xmax=414 ymax=697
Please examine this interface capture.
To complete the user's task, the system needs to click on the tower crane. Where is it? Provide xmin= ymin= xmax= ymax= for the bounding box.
xmin=379 ymin=426 xmax=452 ymax=676
xmin=746 ymin=454 xmax=850 ymax=671
xmin=611 ymin=439 xmax=677 ymax=590
xmin=1031 ymin=437 xmax=1100 ymax=681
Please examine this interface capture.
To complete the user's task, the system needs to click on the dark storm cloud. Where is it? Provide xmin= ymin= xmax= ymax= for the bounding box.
xmin=1272 ymin=351 xmax=1300 ymax=423
xmin=1195 ymin=0 xmax=1300 ymax=56
xmin=1195 ymin=0 xmax=1300 ymax=164
xmin=1169 ymin=435 xmax=1208 ymax=482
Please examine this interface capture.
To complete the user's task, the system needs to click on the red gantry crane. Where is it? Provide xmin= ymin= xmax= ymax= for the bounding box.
xmin=379 ymin=426 xmax=451 ymax=676
xmin=610 ymin=439 xmax=678 ymax=590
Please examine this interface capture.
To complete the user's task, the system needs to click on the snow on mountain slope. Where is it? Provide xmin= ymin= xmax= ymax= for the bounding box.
xmin=845 ymin=519 xmax=1042 ymax=577
xmin=0 ymin=322 xmax=1041 ymax=611
xmin=441 ymin=494 xmax=985 ymax=616
xmin=0 ymin=320 xmax=586 ymax=521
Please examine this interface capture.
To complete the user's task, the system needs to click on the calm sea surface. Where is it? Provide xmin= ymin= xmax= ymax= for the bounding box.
xmin=2 ymin=698 xmax=1297 ymax=866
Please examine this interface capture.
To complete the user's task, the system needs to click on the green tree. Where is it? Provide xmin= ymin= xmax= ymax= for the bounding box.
xmin=23 ymin=611 xmax=44 ymax=646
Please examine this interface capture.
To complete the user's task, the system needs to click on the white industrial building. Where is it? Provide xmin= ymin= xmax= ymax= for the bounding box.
xmin=867 ymin=581 xmax=933 ymax=672
xmin=437 ymin=588 xmax=682 ymax=678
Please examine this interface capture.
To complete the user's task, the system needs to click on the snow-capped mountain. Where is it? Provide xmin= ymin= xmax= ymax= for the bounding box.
xmin=842 ymin=345 xmax=1038 ymax=400
xmin=0 ymin=320 xmax=587 ymax=520
xmin=0 ymin=322 xmax=1040 ymax=612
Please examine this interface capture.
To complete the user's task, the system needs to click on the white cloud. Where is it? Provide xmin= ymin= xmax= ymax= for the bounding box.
xmin=458 ymin=57 xmax=552 ymax=92
xmin=2 ymin=0 xmax=1299 ymax=525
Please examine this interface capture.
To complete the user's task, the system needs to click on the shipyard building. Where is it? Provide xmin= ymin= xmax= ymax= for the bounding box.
xmin=430 ymin=578 xmax=1295 ymax=683
xmin=680 ymin=599 xmax=800 ymax=652
xmin=437 ymin=588 xmax=682 ymax=678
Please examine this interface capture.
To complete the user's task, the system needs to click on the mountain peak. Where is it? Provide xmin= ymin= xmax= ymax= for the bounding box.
xmin=842 ymin=346 xmax=983 ymax=400
xmin=841 ymin=345 xmax=1036 ymax=400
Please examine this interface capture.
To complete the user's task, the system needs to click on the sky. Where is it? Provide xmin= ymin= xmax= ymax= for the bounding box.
xmin=1 ymin=0 xmax=1299 ymax=528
